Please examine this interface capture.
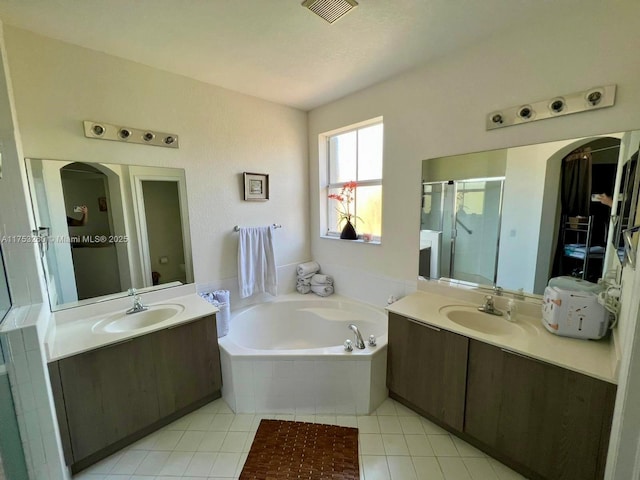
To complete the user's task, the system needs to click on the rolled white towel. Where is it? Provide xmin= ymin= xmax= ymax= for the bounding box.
xmin=311 ymin=284 xmax=334 ymax=297
xmin=212 ymin=290 xmax=230 ymax=337
xmin=199 ymin=290 xmax=230 ymax=338
xmin=297 ymin=284 xmax=311 ymax=294
xmin=297 ymin=276 xmax=312 ymax=286
xmin=297 ymin=261 xmax=320 ymax=277
xmin=310 ymin=274 xmax=333 ymax=285
xmin=212 ymin=289 xmax=230 ymax=305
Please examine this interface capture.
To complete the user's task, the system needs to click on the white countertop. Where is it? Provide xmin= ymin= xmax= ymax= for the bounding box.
xmin=47 ymin=293 xmax=218 ymax=362
xmin=387 ymin=291 xmax=618 ymax=384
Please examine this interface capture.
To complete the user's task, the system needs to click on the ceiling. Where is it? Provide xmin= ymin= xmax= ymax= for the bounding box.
xmin=0 ymin=0 xmax=592 ymax=111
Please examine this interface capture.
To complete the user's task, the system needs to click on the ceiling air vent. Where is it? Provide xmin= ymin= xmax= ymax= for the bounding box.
xmin=302 ymin=0 xmax=358 ymax=24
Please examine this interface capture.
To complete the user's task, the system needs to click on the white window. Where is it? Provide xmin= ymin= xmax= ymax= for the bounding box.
xmin=323 ymin=120 xmax=383 ymax=240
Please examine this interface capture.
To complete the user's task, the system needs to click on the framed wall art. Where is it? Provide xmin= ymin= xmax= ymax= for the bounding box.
xmin=243 ymin=172 xmax=269 ymax=201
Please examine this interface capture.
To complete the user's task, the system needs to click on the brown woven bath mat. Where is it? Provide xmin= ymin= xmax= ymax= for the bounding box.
xmin=239 ymin=420 xmax=359 ymax=479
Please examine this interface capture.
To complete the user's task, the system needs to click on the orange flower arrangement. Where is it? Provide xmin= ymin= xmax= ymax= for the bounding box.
xmin=328 ymin=181 xmax=361 ymax=228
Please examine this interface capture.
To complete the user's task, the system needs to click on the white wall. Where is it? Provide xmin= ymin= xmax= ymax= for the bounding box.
xmin=308 ymin=4 xmax=640 ymax=477
xmin=308 ymin=2 xmax=640 ymax=297
xmin=3 ymin=26 xmax=310 ymax=303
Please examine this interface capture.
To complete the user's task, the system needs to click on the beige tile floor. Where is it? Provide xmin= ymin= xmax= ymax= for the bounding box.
xmin=74 ymin=397 xmax=527 ymax=480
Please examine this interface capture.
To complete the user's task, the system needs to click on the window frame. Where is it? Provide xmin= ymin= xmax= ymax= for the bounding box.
xmin=322 ymin=118 xmax=383 ymax=241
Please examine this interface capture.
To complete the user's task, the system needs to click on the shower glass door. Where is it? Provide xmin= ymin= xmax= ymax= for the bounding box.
xmin=422 ymin=178 xmax=504 ymax=285
xmin=451 ymin=179 xmax=504 ymax=285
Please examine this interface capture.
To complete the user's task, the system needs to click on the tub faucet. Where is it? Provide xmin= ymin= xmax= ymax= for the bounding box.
xmin=126 ymin=288 xmax=148 ymax=315
xmin=348 ymin=324 xmax=366 ymax=349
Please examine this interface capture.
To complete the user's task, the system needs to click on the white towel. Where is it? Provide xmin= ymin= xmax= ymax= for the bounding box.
xmin=296 ymin=284 xmax=311 ymax=294
xmin=310 ymin=274 xmax=333 ymax=285
xmin=297 ymin=261 xmax=320 ymax=277
xmin=297 ymin=276 xmax=312 ymax=286
xmin=311 ymin=284 xmax=334 ymax=297
xmin=237 ymin=226 xmax=277 ymax=298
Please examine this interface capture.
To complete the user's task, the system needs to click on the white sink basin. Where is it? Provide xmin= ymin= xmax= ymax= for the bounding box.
xmin=92 ymin=304 xmax=185 ymax=333
xmin=439 ymin=305 xmax=530 ymax=336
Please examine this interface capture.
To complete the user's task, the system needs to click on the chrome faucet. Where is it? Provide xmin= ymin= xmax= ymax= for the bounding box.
xmin=126 ymin=288 xmax=148 ymax=315
xmin=478 ymin=295 xmax=503 ymax=316
xmin=348 ymin=324 xmax=366 ymax=349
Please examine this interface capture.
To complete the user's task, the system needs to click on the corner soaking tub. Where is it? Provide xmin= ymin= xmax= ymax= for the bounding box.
xmin=217 ymin=294 xmax=388 ymax=414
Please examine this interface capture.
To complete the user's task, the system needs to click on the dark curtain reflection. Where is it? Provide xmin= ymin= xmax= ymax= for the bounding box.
xmin=561 ymin=149 xmax=592 ymax=216
xmin=552 ymin=148 xmax=592 ymax=277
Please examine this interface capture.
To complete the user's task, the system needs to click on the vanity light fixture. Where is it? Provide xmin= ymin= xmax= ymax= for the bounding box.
xmin=486 ymin=85 xmax=616 ymax=130
xmin=83 ymin=121 xmax=179 ymax=149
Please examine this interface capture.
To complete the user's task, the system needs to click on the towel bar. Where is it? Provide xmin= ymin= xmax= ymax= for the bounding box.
xmin=233 ymin=224 xmax=282 ymax=232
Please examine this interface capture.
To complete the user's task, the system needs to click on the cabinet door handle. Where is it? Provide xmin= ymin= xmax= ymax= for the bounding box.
xmin=405 ymin=317 xmax=441 ymax=332
xmin=500 ymin=348 xmax=531 ymax=360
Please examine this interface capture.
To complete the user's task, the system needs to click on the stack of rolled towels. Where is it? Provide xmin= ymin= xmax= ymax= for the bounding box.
xmin=296 ymin=261 xmax=334 ymax=297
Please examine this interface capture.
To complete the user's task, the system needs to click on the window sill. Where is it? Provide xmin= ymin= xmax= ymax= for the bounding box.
xmin=320 ymin=235 xmax=381 ymax=245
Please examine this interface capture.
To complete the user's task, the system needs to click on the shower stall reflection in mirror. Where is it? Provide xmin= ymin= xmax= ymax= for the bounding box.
xmin=129 ymin=166 xmax=193 ymax=289
xmin=421 ymin=177 xmax=505 ymax=286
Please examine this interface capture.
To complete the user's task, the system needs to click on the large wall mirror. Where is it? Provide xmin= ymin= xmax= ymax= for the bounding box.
xmin=419 ymin=129 xmax=640 ymax=297
xmin=25 ymin=158 xmax=194 ymax=311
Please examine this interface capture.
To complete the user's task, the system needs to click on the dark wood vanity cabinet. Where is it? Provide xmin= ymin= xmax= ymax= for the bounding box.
xmin=387 ymin=312 xmax=468 ymax=430
xmin=153 ymin=317 xmax=221 ymax=416
xmin=465 ymin=339 xmax=616 ymax=480
xmin=52 ymin=334 xmax=160 ymax=462
xmin=387 ymin=313 xmax=617 ymax=480
xmin=48 ymin=314 xmax=222 ymax=472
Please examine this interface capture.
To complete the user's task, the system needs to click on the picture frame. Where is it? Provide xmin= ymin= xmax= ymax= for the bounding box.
xmin=243 ymin=172 xmax=269 ymax=201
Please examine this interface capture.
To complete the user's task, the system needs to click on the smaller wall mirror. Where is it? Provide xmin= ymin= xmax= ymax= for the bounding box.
xmin=25 ymin=158 xmax=194 ymax=311
xmin=420 ymin=130 xmax=640 ymax=296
